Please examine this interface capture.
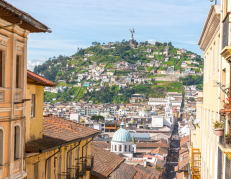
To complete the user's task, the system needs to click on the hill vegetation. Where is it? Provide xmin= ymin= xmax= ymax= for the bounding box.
xmin=34 ymin=40 xmax=203 ymax=104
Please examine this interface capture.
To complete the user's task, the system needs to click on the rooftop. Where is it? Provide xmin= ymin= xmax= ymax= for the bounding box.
xmin=26 ymin=115 xmax=101 ymax=153
xmin=0 ymin=0 xmax=51 ymax=32
xmin=27 ymin=70 xmax=57 ymax=87
xmin=91 ymin=145 xmax=125 ymax=179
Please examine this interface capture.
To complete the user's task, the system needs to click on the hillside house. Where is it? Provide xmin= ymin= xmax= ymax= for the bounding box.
xmin=181 ymin=61 xmax=187 ymax=68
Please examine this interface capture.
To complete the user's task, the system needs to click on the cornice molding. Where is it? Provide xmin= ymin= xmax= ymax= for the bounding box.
xmin=199 ymin=5 xmax=221 ymax=51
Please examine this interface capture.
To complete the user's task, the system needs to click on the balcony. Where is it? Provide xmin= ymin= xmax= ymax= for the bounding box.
xmin=76 ymin=159 xmax=87 ymax=176
xmin=218 ymin=113 xmax=231 ymax=151
xmin=191 ymin=148 xmax=201 ymax=179
xmin=59 ymin=167 xmax=79 ymax=179
xmin=85 ymin=156 xmax=94 ymax=170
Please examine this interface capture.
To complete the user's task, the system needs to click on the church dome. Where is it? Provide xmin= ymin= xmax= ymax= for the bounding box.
xmin=112 ymin=121 xmax=131 ymax=142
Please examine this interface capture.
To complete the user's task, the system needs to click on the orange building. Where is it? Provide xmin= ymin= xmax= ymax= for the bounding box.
xmin=0 ymin=1 xmax=51 ymax=179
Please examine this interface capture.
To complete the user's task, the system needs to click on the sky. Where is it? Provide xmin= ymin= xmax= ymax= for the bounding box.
xmin=7 ymin=0 xmax=221 ymax=70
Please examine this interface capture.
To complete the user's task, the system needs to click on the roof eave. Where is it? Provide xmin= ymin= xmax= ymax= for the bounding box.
xmin=198 ymin=5 xmax=221 ymax=50
xmin=0 ymin=0 xmax=51 ymax=33
xmin=27 ymin=132 xmax=101 ymax=154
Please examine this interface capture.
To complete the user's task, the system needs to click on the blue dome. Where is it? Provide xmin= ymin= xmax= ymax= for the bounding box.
xmin=112 ymin=122 xmax=131 ymax=142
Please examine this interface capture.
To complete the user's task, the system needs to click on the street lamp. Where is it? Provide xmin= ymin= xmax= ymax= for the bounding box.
xmin=208 ymin=0 xmax=217 ymax=4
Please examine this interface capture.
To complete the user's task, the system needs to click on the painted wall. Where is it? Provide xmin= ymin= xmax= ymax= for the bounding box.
xmin=25 ymin=139 xmax=92 ymax=179
xmin=0 ymin=17 xmax=29 ymax=179
xmin=26 ymin=83 xmax=44 ymax=142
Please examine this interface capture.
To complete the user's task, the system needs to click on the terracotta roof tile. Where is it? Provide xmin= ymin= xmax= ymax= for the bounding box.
xmin=136 ymin=141 xmax=169 ymax=149
xmin=175 ymin=172 xmax=184 ymax=179
xmin=91 ymin=145 xmax=125 ymax=179
xmin=26 ymin=115 xmax=100 ymax=152
xmin=135 ymin=164 xmax=160 ymax=179
xmin=114 ymin=163 xmax=137 ymax=179
xmin=151 ymin=147 xmax=168 ymax=156
xmin=27 ymin=70 xmax=57 ymax=86
xmin=92 ymin=141 xmax=111 ymax=149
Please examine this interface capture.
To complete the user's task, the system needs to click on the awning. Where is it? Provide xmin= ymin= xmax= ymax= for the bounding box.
xmin=193 ymin=118 xmax=200 ymax=124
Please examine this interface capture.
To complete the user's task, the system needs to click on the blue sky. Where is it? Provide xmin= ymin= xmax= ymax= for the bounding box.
xmin=7 ymin=0 xmax=220 ymax=70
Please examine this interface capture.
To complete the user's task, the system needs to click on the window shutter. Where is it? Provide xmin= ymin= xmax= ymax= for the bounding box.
xmin=16 ymin=56 xmax=20 ymax=88
xmin=0 ymin=51 xmax=2 ymax=87
xmin=0 ymin=130 xmax=3 ymax=165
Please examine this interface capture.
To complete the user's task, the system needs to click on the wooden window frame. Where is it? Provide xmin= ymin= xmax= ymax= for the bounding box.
xmin=31 ymin=94 xmax=36 ymax=118
xmin=0 ymin=50 xmax=5 ymax=88
xmin=0 ymin=126 xmax=5 ymax=166
xmin=14 ymin=124 xmax=21 ymax=160
xmin=15 ymin=55 xmax=22 ymax=89
xmin=34 ymin=162 xmax=39 ymax=179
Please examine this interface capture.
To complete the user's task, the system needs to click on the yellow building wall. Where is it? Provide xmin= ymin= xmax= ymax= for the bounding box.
xmin=26 ymin=84 xmax=44 ymax=142
xmin=25 ymin=139 xmax=93 ymax=179
xmin=195 ymin=26 xmax=230 ymax=179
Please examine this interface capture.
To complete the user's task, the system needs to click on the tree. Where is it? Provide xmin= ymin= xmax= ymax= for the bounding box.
xmin=168 ymin=42 xmax=172 ymax=46
xmin=91 ymin=115 xmax=105 ymax=122
xmin=163 ymin=42 xmax=167 ymax=46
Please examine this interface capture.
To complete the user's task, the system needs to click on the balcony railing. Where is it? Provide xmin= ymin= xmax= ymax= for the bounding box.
xmin=76 ymin=160 xmax=87 ymax=176
xmin=219 ymin=114 xmax=231 ymax=148
xmin=84 ymin=156 xmax=94 ymax=170
xmin=191 ymin=148 xmax=201 ymax=179
xmin=67 ymin=167 xmax=79 ymax=179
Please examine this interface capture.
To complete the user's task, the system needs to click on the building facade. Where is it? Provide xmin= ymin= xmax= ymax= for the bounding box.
xmin=0 ymin=1 xmax=51 ymax=178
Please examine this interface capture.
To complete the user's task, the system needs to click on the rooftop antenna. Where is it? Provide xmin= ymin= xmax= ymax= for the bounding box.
xmin=209 ymin=0 xmax=217 ymax=5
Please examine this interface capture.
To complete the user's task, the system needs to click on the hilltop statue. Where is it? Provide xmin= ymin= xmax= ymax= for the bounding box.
xmin=129 ymin=28 xmax=135 ymax=45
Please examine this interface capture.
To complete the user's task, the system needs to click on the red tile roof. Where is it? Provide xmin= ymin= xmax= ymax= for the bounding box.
xmin=91 ymin=145 xmax=125 ymax=179
xmin=151 ymin=147 xmax=168 ymax=156
xmin=114 ymin=163 xmax=137 ymax=179
xmin=92 ymin=141 xmax=111 ymax=149
xmin=175 ymin=172 xmax=184 ymax=179
xmin=27 ymin=70 xmax=57 ymax=86
xmin=26 ymin=115 xmax=100 ymax=153
xmin=136 ymin=141 xmax=169 ymax=149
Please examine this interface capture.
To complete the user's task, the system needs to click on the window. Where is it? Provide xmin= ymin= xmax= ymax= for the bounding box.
xmin=125 ymin=145 xmax=127 ymax=152
xmin=209 ymin=49 xmax=212 ymax=80
xmin=76 ymin=147 xmax=79 ymax=167
xmin=213 ymin=42 xmax=215 ymax=78
xmin=31 ymin=94 xmax=36 ymax=118
xmin=14 ymin=125 xmax=20 ymax=160
xmin=217 ymin=35 xmax=220 ymax=76
xmin=34 ymin=162 xmax=39 ymax=179
xmin=47 ymin=158 xmax=51 ymax=179
xmin=119 ymin=145 xmax=122 ymax=151
xmin=69 ymin=151 xmax=72 ymax=176
xmin=0 ymin=128 xmax=4 ymax=165
xmin=16 ymin=55 xmax=20 ymax=88
xmin=115 ymin=145 xmax=117 ymax=151
xmin=0 ymin=51 xmax=2 ymax=87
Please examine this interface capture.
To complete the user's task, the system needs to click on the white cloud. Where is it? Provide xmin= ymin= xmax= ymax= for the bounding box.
xmin=147 ymin=39 xmax=156 ymax=44
xmin=27 ymin=60 xmax=44 ymax=71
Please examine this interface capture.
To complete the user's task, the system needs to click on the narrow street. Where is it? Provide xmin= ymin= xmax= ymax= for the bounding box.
xmin=163 ymin=118 xmax=180 ymax=179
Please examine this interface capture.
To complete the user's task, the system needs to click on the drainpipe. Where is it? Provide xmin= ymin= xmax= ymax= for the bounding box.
xmin=81 ymin=138 xmax=94 ymax=167
xmin=66 ymin=142 xmax=80 ymax=174
xmin=45 ymin=145 xmax=61 ymax=178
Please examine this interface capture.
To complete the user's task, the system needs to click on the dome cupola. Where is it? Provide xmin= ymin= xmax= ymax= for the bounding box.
xmin=112 ymin=121 xmax=131 ymax=142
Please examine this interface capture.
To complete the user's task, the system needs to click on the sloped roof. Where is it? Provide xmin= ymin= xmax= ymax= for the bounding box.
xmin=27 ymin=70 xmax=57 ymax=87
xmin=151 ymin=147 xmax=168 ymax=156
xmin=26 ymin=115 xmax=100 ymax=153
xmin=91 ymin=145 xmax=125 ymax=179
xmin=114 ymin=163 xmax=137 ymax=179
xmin=136 ymin=141 xmax=169 ymax=149
xmin=0 ymin=0 xmax=51 ymax=32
